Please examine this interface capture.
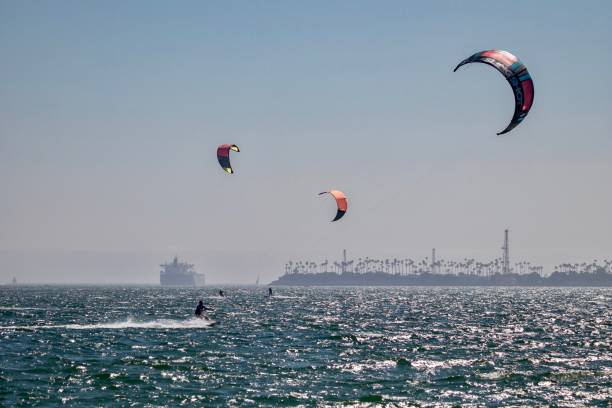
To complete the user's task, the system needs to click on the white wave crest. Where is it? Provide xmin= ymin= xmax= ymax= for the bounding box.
xmin=0 ymin=317 xmax=217 ymax=330
xmin=266 ymin=295 xmax=299 ymax=299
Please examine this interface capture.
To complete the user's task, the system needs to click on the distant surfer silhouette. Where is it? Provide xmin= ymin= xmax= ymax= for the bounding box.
xmin=268 ymin=287 xmax=273 ymax=297
xmin=219 ymin=290 xmax=225 ymax=297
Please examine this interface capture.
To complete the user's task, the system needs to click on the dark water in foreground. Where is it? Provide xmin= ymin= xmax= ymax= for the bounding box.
xmin=0 ymin=287 xmax=610 ymax=406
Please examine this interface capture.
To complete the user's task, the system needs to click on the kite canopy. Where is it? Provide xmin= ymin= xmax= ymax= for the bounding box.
xmin=454 ymin=50 xmax=534 ymax=135
xmin=216 ymin=144 xmax=240 ymax=174
xmin=318 ymin=190 xmax=348 ymax=222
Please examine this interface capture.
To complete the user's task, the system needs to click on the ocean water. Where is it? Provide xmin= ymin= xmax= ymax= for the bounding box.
xmin=0 ymin=287 xmax=610 ymax=406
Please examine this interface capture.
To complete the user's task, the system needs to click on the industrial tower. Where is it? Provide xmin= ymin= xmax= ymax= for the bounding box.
xmin=501 ymin=229 xmax=510 ymax=274
xmin=431 ymin=248 xmax=437 ymax=274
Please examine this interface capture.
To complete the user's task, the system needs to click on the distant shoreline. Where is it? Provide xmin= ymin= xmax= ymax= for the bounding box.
xmin=270 ymin=271 xmax=612 ymax=287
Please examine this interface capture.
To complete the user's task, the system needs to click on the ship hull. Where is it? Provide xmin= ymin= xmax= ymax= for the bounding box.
xmin=160 ymin=273 xmax=205 ymax=287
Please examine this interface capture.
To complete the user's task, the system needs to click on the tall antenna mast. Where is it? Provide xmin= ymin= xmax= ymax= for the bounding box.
xmin=502 ymin=229 xmax=510 ymax=274
xmin=431 ymin=248 xmax=436 ymax=274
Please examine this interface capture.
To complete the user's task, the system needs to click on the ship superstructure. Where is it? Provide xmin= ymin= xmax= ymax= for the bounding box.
xmin=160 ymin=256 xmax=205 ymax=287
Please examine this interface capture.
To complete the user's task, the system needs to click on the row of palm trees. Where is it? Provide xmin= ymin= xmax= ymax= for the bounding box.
xmin=283 ymin=257 xmax=612 ymax=278
xmin=553 ymin=260 xmax=612 ymax=274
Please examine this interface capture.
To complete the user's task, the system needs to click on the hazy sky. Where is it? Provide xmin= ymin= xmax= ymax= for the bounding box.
xmin=1 ymin=1 xmax=611 ymax=284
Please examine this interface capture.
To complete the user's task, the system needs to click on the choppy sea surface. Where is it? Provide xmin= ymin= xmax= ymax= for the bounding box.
xmin=0 ymin=286 xmax=610 ymax=406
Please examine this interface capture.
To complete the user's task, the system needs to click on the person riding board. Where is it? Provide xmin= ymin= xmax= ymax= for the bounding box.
xmin=194 ymin=300 xmax=208 ymax=319
xmin=268 ymin=287 xmax=273 ymax=297
xmin=219 ymin=290 xmax=225 ymax=297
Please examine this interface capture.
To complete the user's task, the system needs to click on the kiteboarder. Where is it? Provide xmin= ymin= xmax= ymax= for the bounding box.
xmin=194 ymin=300 xmax=208 ymax=319
xmin=219 ymin=289 xmax=225 ymax=297
xmin=268 ymin=287 xmax=273 ymax=297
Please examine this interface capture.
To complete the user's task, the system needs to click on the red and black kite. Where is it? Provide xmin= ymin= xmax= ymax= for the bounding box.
xmin=217 ymin=144 xmax=240 ymax=174
xmin=319 ymin=190 xmax=348 ymax=222
xmin=454 ymin=50 xmax=534 ymax=135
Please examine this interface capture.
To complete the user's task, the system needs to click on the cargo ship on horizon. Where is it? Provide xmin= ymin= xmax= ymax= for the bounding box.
xmin=159 ymin=256 xmax=205 ymax=287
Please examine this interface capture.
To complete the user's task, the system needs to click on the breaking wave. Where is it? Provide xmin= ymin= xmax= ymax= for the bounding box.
xmin=267 ymin=295 xmax=299 ymax=299
xmin=0 ymin=317 xmax=216 ymax=330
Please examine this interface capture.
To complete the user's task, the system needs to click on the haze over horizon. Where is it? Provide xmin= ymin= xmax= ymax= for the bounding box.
xmin=1 ymin=1 xmax=611 ymax=284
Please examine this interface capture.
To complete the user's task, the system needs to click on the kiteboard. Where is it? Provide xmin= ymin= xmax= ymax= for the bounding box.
xmin=196 ymin=315 xmax=218 ymax=326
xmin=201 ymin=318 xmax=218 ymax=326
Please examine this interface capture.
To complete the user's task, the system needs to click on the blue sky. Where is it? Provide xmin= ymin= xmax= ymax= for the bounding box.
xmin=1 ymin=1 xmax=611 ymax=283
